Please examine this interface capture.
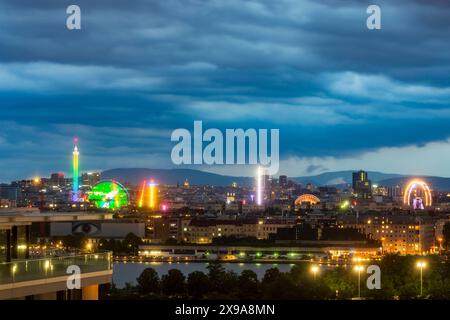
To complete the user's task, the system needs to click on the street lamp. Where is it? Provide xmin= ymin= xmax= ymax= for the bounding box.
xmin=354 ymin=265 xmax=364 ymax=298
xmin=310 ymin=265 xmax=320 ymax=281
xmin=416 ymin=261 xmax=427 ymax=297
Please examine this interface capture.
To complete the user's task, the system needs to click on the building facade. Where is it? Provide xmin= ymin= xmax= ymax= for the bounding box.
xmin=183 ymin=218 xmax=295 ymax=244
xmin=338 ymin=214 xmax=435 ymax=254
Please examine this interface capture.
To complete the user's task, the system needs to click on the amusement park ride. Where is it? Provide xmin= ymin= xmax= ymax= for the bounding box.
xmin=69 ymin=138 xmax=141 ymax=210
xmin=69 ymin=138 xmax=164 ymax=210
xmin=403 ymin=179 xmax=433 ymax=210
xmin=71 ymin=139 xmax=434 ymax=212
xmin=87 ymin=180 xmax=129 ymax=209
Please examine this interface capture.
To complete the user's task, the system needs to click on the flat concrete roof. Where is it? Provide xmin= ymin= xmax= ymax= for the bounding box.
xmin=0 ymin=270 xmax=112 ymax=300
xmin=0 ymin=209 xmax=113 ymax=229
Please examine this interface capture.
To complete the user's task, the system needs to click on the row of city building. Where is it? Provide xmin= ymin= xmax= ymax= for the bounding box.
xmin=45 ymin=210 xmax=449 ymax=256
xmin=0 ymin=172 xmax=101 ymax=208
xmin=1 ymin=168 xmax=449 ymax=215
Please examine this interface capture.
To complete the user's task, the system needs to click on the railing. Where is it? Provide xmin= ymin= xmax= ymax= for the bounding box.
xmin=0 ymin=252 xmax=112 ymax=285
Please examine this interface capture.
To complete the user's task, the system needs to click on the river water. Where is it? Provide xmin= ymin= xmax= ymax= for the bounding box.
xmin=112 ymin=262 xmax=296 ymax=288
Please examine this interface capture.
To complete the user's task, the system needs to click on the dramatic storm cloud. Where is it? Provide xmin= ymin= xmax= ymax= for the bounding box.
xmin=0 ymin=0 xmax=449 ymax=180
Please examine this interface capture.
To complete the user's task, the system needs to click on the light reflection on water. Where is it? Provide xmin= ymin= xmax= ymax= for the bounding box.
xmin=112 ymin=262 xmax=295 ymax=288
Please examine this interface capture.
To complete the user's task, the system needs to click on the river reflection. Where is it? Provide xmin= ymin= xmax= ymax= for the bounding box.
xmin=113 ymin=262 xmax=296 ymax=288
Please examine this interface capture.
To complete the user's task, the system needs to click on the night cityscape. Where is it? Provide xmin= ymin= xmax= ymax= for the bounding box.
xmin=0 ymin=0 xmax=450 ymax=315
xmin=1 ymin=140 xmax=450 ymax=302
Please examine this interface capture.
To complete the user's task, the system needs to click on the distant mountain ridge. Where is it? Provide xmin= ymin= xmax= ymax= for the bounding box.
xmin=290 ymin=170 xmax=404 ymax=186
xmin=101 ymin=168 xmax=254 ymax=187
xmin=101 ymin=168 xmax=450 ymax=191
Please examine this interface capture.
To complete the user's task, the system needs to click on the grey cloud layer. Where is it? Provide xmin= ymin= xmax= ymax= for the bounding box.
xmin=1 ymin=0 xmax=449 ymax=80
xmin=0 ymin=0 xmax=449 ymax=180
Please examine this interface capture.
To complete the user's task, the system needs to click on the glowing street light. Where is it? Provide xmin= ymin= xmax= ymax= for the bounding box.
xmin=354 ymin=265 xmax=365 ymax=298
xmin=416 ymin=261 xmax=427 ymax=297
xmin=340 ymin=200 xmax=350 ymax=210
xmin=11 ymin=264 xmax=17 ymax=281
xmin=437 ymin=237 xmax=443 ymax=255
xmin=310 ymin=265 xmax=320 ymax=281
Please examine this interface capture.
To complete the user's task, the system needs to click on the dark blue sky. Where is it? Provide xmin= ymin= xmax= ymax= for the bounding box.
xmin=0 ymin=0 xmax=449 ymax=181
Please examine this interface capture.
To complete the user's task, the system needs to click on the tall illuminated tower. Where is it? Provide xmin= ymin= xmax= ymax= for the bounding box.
xmin=256 ymin=166 xmax=263 ymax=206
xmin=72 ymin=138 xmax=80 ymax=202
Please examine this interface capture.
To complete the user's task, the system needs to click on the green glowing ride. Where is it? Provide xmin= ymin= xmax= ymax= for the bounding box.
xmin=87 ymin=180 xmax=129 ymax=209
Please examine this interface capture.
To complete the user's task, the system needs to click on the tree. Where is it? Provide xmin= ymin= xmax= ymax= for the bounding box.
xmin=206 ymin=262 xmax=240 ymax=297
xmin=377 ymin=254 xmax=419 ymax=299
xmin=428 ymin=278 xmax=450 ymax=299
xmin=289 ymin=264 xmax=332 ymax=299
xmin=323 ymin=267 xmax=355 ymax=299
xmin=161 ymin=269 xmax=186 ymax=297
xmin=207 ymin=261 xmax=226 ymax=292
xmin=137 ymin=268 xmax=160 ymax=295
xmin=262 ymin=268 xmax=282 ymax=284
xmin=443 ymin=222 xmax=450 ymax=250
xmin=123 ymin=233 xmax=143 ymax=254
xmin=237 ymin=270 xmax=259 ymax=299
xmin=261 ymin=270 xmax=298 ymax=300
xmin=61 ymin=235 xmax=87 ymax=249
xmin=187 ymin=271 xmax=211 ymax=298
xmin=222 ymin=271 xmax=239 ymax=295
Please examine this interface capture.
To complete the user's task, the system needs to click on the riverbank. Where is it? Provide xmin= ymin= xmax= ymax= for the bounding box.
xmin=113 ymin=255 xmax=366 ymax=266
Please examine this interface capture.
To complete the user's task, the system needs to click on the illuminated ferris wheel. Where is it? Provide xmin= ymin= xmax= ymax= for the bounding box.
xmin=403 ymin=179 xmax=432 ymax=210
xmin=87 ymin=180 xmax=129 ymax=209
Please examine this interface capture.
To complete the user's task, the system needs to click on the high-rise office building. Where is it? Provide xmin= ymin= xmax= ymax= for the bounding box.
xmin=81 ymin=172 xmax=101 ymax=187
xmin=279 ymin=175 xmax=288 ymax=188
xmin=0 ymin=184 xmax=19 ymax=201
xmin=352 ymin=170 xmax=372 ymax=200
xmin=50 ymin=173 xmax=65 ymax=187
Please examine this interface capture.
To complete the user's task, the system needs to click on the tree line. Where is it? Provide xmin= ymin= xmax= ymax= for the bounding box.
xmin=107 ymin=254 xmax=450 ymax=300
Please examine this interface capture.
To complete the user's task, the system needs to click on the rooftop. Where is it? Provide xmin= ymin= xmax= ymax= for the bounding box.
xmin=0 ymin=208 xmax=113 ymax=229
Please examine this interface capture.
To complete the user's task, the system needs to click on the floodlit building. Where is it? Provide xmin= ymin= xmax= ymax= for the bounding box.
xmin=338 ymin=214 xmax=435 ymax=255
xmin=184 ymin=218 xmax=295 ymax=244
xmin=146 ymin=217 xmax=190 ymax=244
xmin=352 ymin=170 xmax=372 ymax=201
xmin=81 ymin=172 xmax=101 ymax=188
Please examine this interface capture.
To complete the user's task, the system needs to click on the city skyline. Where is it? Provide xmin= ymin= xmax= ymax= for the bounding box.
xmin=2 ymin=135 xmax=450 ymax=184
xmin=1 ymin=0 xmax=450 ymax=180
xmin=2 ymin=0 xmax=450 ymax=305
